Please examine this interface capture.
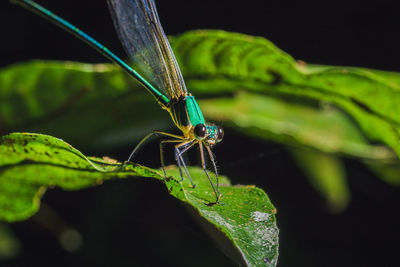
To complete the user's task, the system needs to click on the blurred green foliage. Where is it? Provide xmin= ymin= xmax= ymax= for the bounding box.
xmin=0 ymin=223 xmax=20 ymax=261
xmin=2 ymin=29 xmax=400 ymax=266
xmin=1 ymin=30 xmax=399 ymax=211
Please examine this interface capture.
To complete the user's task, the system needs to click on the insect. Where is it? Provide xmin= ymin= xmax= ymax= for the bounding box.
xmin=12 ymin=0 xmax=224 ymax=203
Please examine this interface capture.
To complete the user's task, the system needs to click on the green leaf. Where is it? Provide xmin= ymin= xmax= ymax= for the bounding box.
xmin=199 ymin=91 xmax=393 ymax=160
xmin=1 ymin=31 xmax=399 ymax=159
xmin=0 ymin=132 xmax=279 ymax=266
xmin=0 ymin=60 xmax=168 ymax=149
xmin=1 ymin=31 xmax=399 ymax=160
xmin=363 ymin=159 xmax=400 ymax=186
xmin=0 ymin=223 xmax=20 ymax=260
xmin=2 ymin=29 xmax=400 ymax=211
xmin=173 ymin=30 xmax=400 ymax=158
xmin=290 ymin=149 xmax=350 ymax=212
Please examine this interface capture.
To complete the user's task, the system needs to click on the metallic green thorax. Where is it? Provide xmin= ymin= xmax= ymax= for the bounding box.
xmin=170 ymin=96 xmax=205 ymax=130
xmin=186 ymin=96 xmax=205 ymax=127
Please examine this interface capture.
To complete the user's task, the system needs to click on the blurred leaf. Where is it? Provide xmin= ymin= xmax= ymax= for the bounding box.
xmin=0 ymin=61 xmax=168 ymax=149
xmin=200 ymin=91 xmax=392 ymax=160
xmin=0 ymin=31 xmax=400 ymax=158
xmin=2 ymin=29 xmax=400 ymax=212
xmin=1 ymin=30 xmax=400 ymax=160
xmin=290 ymin=149 xmax=350 ymax=212
xmin=0 ymin=132 xmax=278 ymax=266
xmin=0 ymin=223 xmax=20 ymax=261
xmin=174 ymin=31 xmax=400 ymax=159
xmin=364 ymin=160 xmax=400 ymax=186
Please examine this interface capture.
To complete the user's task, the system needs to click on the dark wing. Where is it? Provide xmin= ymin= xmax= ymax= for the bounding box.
xmin=107 ymin=0 xmax=188 ymax=99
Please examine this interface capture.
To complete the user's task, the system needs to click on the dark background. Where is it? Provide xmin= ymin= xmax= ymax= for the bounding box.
xmin=1 ymin=0 xmax=400 ymax=266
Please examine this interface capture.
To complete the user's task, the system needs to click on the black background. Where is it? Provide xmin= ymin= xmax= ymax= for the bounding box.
xmin=1 ymin=0 xmax=400 ymax=266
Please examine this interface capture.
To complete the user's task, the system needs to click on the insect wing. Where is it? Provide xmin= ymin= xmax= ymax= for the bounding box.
xmin=107 ymin=0 xmax=187 ymax=99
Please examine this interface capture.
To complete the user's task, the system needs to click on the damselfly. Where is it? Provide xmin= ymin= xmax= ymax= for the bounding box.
xmin=12 ymin=0 xmax=224 ymax=203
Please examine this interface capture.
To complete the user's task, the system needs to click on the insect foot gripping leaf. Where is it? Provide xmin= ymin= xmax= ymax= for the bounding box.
xmin=0 ymin=132 xmax=279 ymax=266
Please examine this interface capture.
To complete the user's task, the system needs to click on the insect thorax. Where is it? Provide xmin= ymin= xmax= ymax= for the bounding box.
xmin=168 ymin=95 xmax=205 ymax=138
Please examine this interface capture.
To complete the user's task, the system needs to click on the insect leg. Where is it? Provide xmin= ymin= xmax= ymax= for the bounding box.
xmin=173 ymin=141 xmax=194 ymax=182
xmin=127 ymin=130 xmax=185 ymax=162
xmin=205 ymin=145 xmax=222 ymax=202
xmin=159 ymin=139 xmax=185 ymax=178
xmin=199 ymin=142 xmax=220 ymax=202
xmin=175 ymin=141 xmax=197 ymax=188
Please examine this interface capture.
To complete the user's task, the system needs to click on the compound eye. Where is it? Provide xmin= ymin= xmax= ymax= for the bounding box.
xmin=216 ymin=126 xmax=224 ymax=142
xmin=194 ymin=124 xmax=206 ymax=140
